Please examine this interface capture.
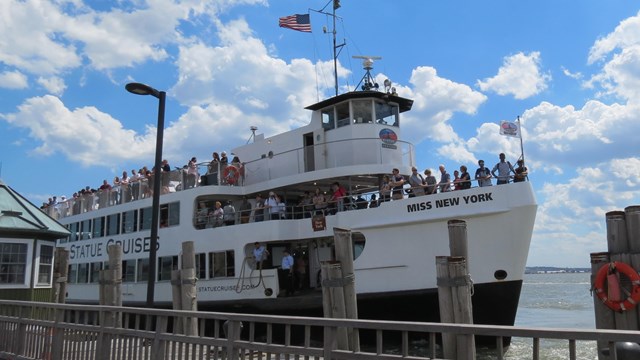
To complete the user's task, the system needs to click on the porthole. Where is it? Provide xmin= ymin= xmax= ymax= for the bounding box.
xmin=494 ymin=270 xmax=508 ymax=280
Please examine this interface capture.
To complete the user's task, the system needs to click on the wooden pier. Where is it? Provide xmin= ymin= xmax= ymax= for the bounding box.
xmin=1 ymin=300 xmax=639 ymax=360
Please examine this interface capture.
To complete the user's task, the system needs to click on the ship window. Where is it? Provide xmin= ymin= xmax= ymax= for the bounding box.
xmin=375 ymin=101 xmax=399 ymax=126
xmin=68 ymin=223 xmax=78 ymax=242
xmin=121 ymin=260 xmax=136 ymax=282
xmin=0 ymin=243 xmax=28 ymax=285
xmin=352 ymin=99 xmax=373 ymax=124
xmin=158 ymin=255 xmax=178 ymax=281
xmin=122 ymin=210 xmax=138 ymax=234
xmin=195 ymin=253 xmax=206 ymax=279
xmin=137 ymin=258 xmax=149 ymax=282
xmin=139 ymin=207 xmax=152 ymax=231
xmin=80 ymin=219 xmax=92 ymax=240
xmin=336 ymin=102 xmax=350 ymax=128
xmin=322 ymin=108 xmax=335 ymax=130
xmin=92 ymin=217 xmax=105 ymax=238
xmin=353 ymin=232 xmax=366 ymax=260
xmin=90 ymin=262 xmax=102 ymax=283
xmin=36 ymin=245 xmax=54 ymax=286
xmin=160 ymin=202 xmax=180 ymax=228
xmin=68 ymin=264 xmax=78 ymax=284
xmin=106 ymin=214 xmax=120 ymax=236
xmin=77 ymin=263 xmax=89 ymax=283
xmin=209 ymin=250 xmax=234 ymax=278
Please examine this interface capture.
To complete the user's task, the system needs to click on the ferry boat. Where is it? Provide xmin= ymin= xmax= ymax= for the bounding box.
xmin=48 ymin=55 xmax=537 ymax=327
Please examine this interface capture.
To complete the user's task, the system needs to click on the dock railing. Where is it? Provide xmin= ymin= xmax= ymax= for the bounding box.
xmin=0 ymin=300 xmax=637 ymax=360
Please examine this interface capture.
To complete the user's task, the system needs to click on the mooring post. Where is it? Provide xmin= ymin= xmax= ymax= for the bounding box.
xmin=625 ymin=206 xmax=640 ymax=252
xmin=436 ymin=256 xmax=456 ymax=360
xmin=591 ymin=251 xmax=614 ymax=360
xmin=333 ymin=227 xmax=360 ymax=352
xmin=449 ymin=256 xmax=475 ymax=360
xmin=52 ymin=247 xmax=69 ymax=304
xmin=448 ymin=219 xmax=469 ymax=265
xmin=321 ymin=261 xmax=349 ymax=350
xmin=181 ymin=241 xmax=198 ymax=336
xmin=606 ymin=211 xmax=629 ymax=254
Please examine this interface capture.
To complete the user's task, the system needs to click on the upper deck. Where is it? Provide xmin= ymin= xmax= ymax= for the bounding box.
xmin=44 ymin=90 xmax=418 ymax=221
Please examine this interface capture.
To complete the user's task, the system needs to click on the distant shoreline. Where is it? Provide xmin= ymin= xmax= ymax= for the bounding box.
xmin=525 ymin=267 xmax=590 ymax=274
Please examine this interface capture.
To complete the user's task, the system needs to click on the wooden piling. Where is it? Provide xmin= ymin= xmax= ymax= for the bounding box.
xmin=591 ymin=252 xmax=615 ymax=360
xmin=449 ymin=256 xmax=475 ymax=360
xmin=625 ymin=206 xmax=640 ymax=252
xmin=436 ymin=256 xmax=456 ymax=360
xmin=181 ymin=241 xmax=198 ymax=336
xmin=606 ymin=211 xmax=628 ymax=254
xmin=333 ymin=227 xmax=360 ymax=352
xmin=321 ymin=262 xmax=349 ymax=350
xmin=610 ymin=253 xmax=639 ymax=331
xmin=52 ymin=248 xmax=69 ymax=304
xmin=448 ymin=219 xmax=469 ymax=264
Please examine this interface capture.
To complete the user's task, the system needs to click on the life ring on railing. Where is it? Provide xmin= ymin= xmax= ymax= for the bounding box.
xmin=222 ymin=165 xmax=240 ymax=185
xmin=593 ymin=261 xmax=640 ymax=312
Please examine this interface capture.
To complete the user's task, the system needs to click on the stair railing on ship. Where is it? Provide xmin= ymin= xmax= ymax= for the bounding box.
xmin=0 ymin=300 xmax=637 ymax=360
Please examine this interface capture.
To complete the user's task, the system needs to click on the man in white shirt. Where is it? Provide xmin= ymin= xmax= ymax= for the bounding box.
xmin=281 ymin=249 xmax=294 ymax=296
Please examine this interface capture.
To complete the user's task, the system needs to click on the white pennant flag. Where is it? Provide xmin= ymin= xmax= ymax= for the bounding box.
xmin=499 ymin=120 xmax=520 ymax=138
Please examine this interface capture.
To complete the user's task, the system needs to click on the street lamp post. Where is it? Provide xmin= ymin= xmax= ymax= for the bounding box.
xmin=125 ymin=82 xmax=166 ymax=307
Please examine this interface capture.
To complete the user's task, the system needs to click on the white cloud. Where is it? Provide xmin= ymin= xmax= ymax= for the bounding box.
xmin=0 ymin=0 xmax=82 ymax=75
xmin=477 ymin=52 xmax=551 ymax=99
xmin=0 ymin=70 xmax=28 ymax=89
xmin=400 ymin=66 xmax=487 ymax=144
xmin=588 ymin=10 xmax=640 ymax=64
xmin=0 ymin=95 xmax=153 ymax=166
xmin=37 ymin=76 xmax=67 ymax=96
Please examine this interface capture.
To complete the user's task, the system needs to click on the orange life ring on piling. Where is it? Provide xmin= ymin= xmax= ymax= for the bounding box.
xmin=223 ymin=165 xmax=240 ymax=185
xmin=593 ymin=261 xmax=640 ymax=312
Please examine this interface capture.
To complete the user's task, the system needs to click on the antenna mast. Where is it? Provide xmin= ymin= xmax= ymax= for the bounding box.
xmin=331 ymin=1 xmax=344 ymax=96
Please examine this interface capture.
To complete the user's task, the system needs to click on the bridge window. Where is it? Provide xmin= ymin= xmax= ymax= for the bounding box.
xmin=161 ymin=202 xmax=180 ymax=228
xmin=336 ymin=102 xmax=350 ymax=128
xmin=352 ymin=100 xmax=373 ymax=123
xmin=375 ymin=101 xmax=399 ymax=126
xmin=322 ymin=108 xmax=335 ymax=130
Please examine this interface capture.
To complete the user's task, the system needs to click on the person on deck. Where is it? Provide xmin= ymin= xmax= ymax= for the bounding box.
xmin=281 ymin=249 xmax=295 ymax=296
xmin=475 ymin=160 xmax=492 ymax=187
xmin=253 ymin=242 xmax=269 ymax=269
xmin=491 ymin=153 xmax=515 ymax=185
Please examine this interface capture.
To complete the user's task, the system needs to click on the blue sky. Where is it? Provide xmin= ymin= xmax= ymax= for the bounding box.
xmin=1 ymin=0 xmax=639 ymax=267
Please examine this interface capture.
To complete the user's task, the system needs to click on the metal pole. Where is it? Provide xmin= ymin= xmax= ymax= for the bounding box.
xmin=147 ymin=91 xmax=165 ymax=307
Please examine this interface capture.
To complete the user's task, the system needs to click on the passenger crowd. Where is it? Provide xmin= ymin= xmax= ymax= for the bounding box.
xmin=40 ymin=151 xmax=245 ymax=213
xmin=41 ymin=152 xmax=528 ymax=224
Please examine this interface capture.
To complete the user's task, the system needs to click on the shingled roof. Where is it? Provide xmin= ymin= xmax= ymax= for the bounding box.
xmin=0 ymin=180 xmax=70 ymax=240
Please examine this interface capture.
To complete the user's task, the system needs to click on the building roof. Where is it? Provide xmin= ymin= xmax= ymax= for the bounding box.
xmin=0 ymin=180 xmax=70 ymax=240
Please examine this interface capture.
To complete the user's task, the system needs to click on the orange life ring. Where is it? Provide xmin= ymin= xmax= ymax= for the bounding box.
xmin=593 ymin=261 xmax=640 ymax=312
xmin=222 ymin=165 xmax=240 ymax=185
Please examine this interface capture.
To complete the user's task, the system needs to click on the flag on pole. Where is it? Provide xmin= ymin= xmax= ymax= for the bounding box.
xmin=499 ymin=120 xmax=520 ymax=138
xmin=279 ymin=14 xmax=312 ymax=33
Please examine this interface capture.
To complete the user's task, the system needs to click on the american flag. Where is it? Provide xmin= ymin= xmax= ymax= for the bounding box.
xmin=279 ymin=14 xmax=312 ymax=33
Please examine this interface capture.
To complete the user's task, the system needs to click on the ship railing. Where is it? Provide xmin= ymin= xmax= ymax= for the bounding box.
xmin=0 ymin=300 xmax=635 ymax=360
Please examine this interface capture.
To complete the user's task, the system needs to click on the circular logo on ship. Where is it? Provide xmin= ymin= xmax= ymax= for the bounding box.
xmin=379 ymin=128 xmax=397 ymax=144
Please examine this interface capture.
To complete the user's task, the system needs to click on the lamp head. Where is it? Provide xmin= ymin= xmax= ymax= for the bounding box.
xmin=126 ymin=82 xmax=161 ymax=98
